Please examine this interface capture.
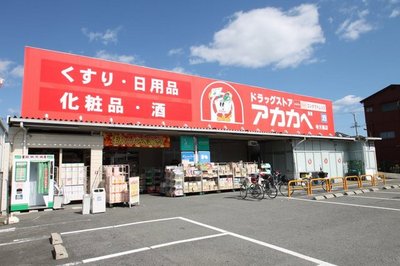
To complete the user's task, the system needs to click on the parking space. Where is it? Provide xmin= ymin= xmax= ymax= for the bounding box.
xmin=57 ymin=217 xmax=334 ymax=265
xmin=0 ymin=183 xmax=399 ymax=265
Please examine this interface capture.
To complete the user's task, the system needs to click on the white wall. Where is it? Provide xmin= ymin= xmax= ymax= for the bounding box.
xmin=293 ymin=139 xmax=345 ymax=178
xmin=0 ymin=120 xmax=8 ymax=215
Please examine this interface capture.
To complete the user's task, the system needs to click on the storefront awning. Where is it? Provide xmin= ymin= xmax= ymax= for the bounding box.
xmin=8 ymin=116 xmax=357 ymax=141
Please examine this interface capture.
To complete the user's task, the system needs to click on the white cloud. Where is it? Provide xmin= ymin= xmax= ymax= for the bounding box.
xmin=82 ymin=27 xmax=122 ymax=45
xmin=168 ymin=48 xmax=184 ymax=56
xmin=389 ymin=8 xmax=400 ymax=18
xmin=10 ymin=65 xmax=24 ymax=78
xmin=333 ymin=95 xmax=364 ymax=113
xmin=170 ymin=67 xmax=191 ymax=75
xmin=190 ymin=4 xmax=325 ymax=69
xmin=95 ymin=50 xmax=137 ymax=64
xmin=0 ymin=59 xmax=13 ymax=75
xmin=336 ymin=9 xmax=374 ymax=41
xmin=0 ymin=59 xmax=23 ymax=86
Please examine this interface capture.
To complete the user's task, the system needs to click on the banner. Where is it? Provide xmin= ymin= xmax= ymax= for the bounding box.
xmin=22 ymin=47 xmax=335 ymax=136
xmin=103 ymin=133 xmax=170 ymax=148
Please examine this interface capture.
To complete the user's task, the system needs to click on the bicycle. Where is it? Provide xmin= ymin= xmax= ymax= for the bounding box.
xmin=273 ymin=172 xmax=295 ymax=197
xmin=300 ymin=171 xmax=331 ymax=192
xmin=239 ymin=175 xmax=264 ymax=200
xmin=259 ymin=173 xmax=278 ymax=199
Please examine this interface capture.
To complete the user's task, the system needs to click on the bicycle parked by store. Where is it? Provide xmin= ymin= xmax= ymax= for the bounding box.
xmin=259 ymin=172 xmax=278 ymax=199
xmin=273 ymin=171 xmax=295 ymax=197
xmin=300 ymin=171 xmax=331 ymax=192
xmin=239 ymin=175 xmax=264 ymax=200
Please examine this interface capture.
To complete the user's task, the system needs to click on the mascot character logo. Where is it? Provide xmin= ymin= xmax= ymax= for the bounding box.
xmin=210 ymin=87 xmax=234 ymax=122
xmin=201 ymin=81 xmax=244 ymax=124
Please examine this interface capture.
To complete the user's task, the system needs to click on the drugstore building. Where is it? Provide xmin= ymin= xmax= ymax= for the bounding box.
xmin=2 ymin=47 xmax=379 ymax=211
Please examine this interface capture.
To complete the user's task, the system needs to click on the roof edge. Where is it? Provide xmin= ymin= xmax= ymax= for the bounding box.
xmin=8 ymin=117 xmax=355 ymax=141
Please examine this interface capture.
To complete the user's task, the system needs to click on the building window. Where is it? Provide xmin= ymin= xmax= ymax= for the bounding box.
xmin=365 ymin=106 xmax=373 ymax=112
xmin=379 ymin=131 xmax=396 ymax=139
xmin=381 ymin=101 xmax=399 ymax=112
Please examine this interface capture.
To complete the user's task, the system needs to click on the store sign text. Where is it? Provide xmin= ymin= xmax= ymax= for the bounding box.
xmin=22 ymin=47 xmax=335 ymax=136
xmin=104 ymin=133 xmax=170 ymax=148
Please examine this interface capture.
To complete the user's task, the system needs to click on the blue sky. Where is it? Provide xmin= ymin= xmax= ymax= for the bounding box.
xmin=0 ymin=0 xmax=399 ymax=136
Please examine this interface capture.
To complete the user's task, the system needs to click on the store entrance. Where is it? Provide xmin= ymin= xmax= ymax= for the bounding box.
xmin=103 ymin=148 xmax=139 ymax=177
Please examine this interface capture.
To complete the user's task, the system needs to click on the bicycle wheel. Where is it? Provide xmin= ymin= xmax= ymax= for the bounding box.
xmin=239 ymin=184 xmax=248 ymax=199
xmin=279 ymin=182 xmax=293 ymax=197
xmin=250 ymin=184 xmax=264 ymax=199
xmin=265 ymin=183 xmax=278 ymax=199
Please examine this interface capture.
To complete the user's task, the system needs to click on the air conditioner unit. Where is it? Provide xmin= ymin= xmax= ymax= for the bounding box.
xmin=248 ymin=141 xmax=258 ymax=146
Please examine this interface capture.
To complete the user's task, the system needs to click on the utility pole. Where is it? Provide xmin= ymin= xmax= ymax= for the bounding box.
xmin=351 ymin=113 xmax=361 ymax=137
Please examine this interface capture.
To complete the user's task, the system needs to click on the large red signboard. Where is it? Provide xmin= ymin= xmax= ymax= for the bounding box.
xmin=22 ymin=47 xmax=335 ymax=136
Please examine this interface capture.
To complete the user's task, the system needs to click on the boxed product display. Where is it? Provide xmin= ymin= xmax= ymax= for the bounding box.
xmin=162 ymin=166 xmax=184 ymax=197
xmin=166 ymin=161 xmax=259 ymax=196
xmin=103 ymin=165 xmax=130 ymax=204
xmin=59 ymin=163 xmax=87 ymax=203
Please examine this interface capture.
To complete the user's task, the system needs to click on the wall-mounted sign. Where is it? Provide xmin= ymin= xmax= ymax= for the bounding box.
xmin=181 ymin=151 xmax=195 ymax=164
xmin=104 ymin=133 xmax=170 ymax=148
xmin=197 ymin=137 xmax=210 ymax=151
xmin=22 ymin=47 xmax=335 ymax=136
xmin=180 ymin=136 xmax=194 ymax=151
xmin=198 ymin=151 xmax=211 ymax=163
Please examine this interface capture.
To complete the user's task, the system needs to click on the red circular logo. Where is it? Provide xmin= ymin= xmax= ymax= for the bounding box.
xmin=338 ymin=158 xmax=342 ymax=164
xmin=324 ymin=158 xmax=328 ymax=164
xmin=307 ymin=159 xmax=312 ymax=165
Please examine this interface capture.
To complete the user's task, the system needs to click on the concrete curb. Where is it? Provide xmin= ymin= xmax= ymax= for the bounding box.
xmin=309 ymin=184 xmax=399 ymax=201
xmin=313 ymin=195 xmax=326 ymax=200
xmin=333 ymin=193 xmax=344 ymax=197
xmin=53 ymin=244 xmax=68 ymax=260
xmin=51 ymin=232 xmax=68 ymax=260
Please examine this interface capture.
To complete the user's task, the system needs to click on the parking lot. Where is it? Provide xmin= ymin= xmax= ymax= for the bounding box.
xmin=1 ymin=182 xmax=399 ymax=266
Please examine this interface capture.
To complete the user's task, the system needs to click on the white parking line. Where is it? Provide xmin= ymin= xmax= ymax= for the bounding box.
xmin=0 ymin=235 xmax=49 ymax=247
xmin=16 ymin=219 xmax=92 ymax=231
xmin=82 ymin=233 xmax=228 ymax=264
xmin=60 ymin=216 xmax=336 ymax=266
xmin=290 ymin=197 xmax=400 ymax=212
xmin=180 ymin=217 xmax=336 ymax=266
xmin=349 ymin=195 xmax=400 ymax=201
xmin=0 ymin=228 xmax=16 ymax=233
xmin=60 ymin=217 xmax=180 ymax=235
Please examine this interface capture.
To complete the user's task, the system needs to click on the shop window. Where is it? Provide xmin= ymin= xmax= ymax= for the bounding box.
xmin=379 ymin=131 xmax=395 ymax=139
xmin=365 ymin=106 xmax=373 ymax=112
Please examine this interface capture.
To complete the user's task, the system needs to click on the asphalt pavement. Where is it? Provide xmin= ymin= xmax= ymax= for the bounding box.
xmin=1 ymin=180 xmax=400 ymax=266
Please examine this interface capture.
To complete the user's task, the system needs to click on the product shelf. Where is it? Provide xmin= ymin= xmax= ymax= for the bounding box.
xmin=167 ymin=161 xmax=258 ymax=196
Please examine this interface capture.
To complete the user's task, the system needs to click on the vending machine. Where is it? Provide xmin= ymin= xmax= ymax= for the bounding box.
xmin=10 ymin=154 xmax=55 ymax=212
